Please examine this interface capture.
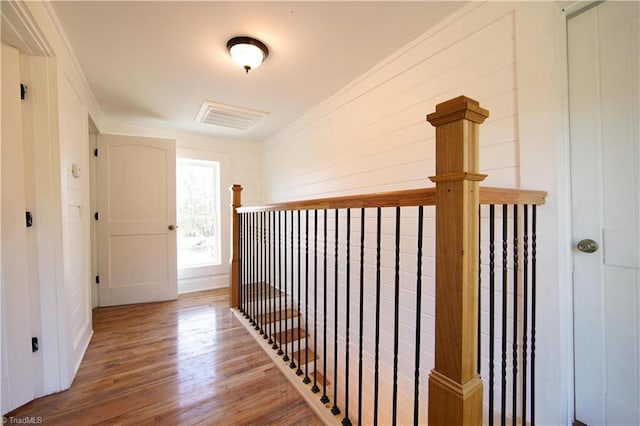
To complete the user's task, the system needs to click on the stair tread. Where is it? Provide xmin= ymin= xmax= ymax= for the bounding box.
xmin=255 ymin=308 xmax=299 ymax=324
xmin=273 ymin=327 xmax=307 ymax=344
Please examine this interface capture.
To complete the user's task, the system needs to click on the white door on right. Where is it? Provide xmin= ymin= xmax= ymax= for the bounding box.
xmin=570 ymin=2 xmax=640 ymax=425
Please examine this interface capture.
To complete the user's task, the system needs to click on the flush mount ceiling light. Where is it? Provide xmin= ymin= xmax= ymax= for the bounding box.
xmin=227 ymin=36 xmax=269 ymax=74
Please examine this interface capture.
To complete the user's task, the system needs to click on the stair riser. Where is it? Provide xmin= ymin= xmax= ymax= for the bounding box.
xmin=275 ymin=337 xmax=308 ymax=353
xmin=242 ymin=297 xmax=293 ymax=311
xmin=252 ymin=316 xmax=303 ymax=332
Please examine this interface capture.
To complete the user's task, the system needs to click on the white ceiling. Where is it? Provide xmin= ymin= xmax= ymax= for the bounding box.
xmin=50 ymin=1 xmax=467 ymax=141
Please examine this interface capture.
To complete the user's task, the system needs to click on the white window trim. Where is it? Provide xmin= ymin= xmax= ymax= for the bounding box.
xmin=176 ymin=148 xmax=231 ymax=282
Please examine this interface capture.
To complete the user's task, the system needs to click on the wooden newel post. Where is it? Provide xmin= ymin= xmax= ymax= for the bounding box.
xmin=427 ymin=96 xmax=489 ymax=426
xmin=230 ymin=184 xmax=243 ymax=309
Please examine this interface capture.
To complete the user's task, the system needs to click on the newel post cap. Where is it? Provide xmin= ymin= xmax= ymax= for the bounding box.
xmin=230 ymin=184 xmax=243 ymax=207
xmin=426 ymin=96 xmax=489 ymax=127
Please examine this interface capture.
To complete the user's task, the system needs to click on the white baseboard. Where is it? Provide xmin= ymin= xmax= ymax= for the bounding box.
xmin=178 ymin=274 xmax=229 ymax=294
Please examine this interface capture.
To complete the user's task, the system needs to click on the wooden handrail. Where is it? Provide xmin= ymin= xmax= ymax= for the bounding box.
xmin=480 ymin=187 xmax=546 ymax=205
xmin=235 ymin=186 xmax=546 ymax=214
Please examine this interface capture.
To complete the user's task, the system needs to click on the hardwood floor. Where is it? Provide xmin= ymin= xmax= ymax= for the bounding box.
xmin=7 ymin=289 xmax=322 ymax=425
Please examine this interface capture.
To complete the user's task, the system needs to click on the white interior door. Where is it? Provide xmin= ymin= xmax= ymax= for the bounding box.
xmin=1 ymin=43 xmax=35 ymax=414
xmin=570 ymin=2 xmax=640 ymax=425
xmin=97 ymin=134 xmax=177 ymax=306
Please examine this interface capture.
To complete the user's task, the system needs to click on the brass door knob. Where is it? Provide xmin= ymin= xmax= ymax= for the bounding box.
xmin=577 ymin=239 xmax=598 ymax=253
xmin=168 ymin=225 xmax=176 ymax=231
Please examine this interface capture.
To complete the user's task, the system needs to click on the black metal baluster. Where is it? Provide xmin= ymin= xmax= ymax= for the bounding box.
xmin=264 ymin=212 xmax=274 ymax=334
xmin=257 ymin=212 xmax=268 ymax=339
xmin=522 ymin=205 xmax=529 ymax=424
xmin=260 ymin=212 xmax=264 ymax=330
xmin=256 ymin=213 xmax=261 ymax=332
xmin=256 ymin=213 xmax=267 ymax=332
xmin=268 ymin=212 xmax=274 ymax=345
xmin=392 ymin=206 xmax=401 ymax=426
xmin=321 ymin=209 xmax=330 ymax=405
xmin=501 ymin=204 xmax=508 ymax=426
xmin=489 ymin=204 xmax=496 ymax=426
xmin=512 ymin=205 xmax=518 ymax=426
xmin=478 ymin=206 xmax=482 ymax=375
xmin=276 ymin=211 xmax=283 ymax=354
xmin=263 ymin=212 xmax=268 ymax=339
xmin=258 ymin=212 xmax=262 ymax=328
xmin=531 ymin=205 xmax=537 ymax=426
xmin=311 ymin=210 xmax=320 ymax=393
xmin=279 ymin=211 xmax=286 ymax=356
xmin=245 ymin=213 xmax=249 ymax=317
xmin=276 ymin=211 xmax=281 ymax=345
xmin=244 ymin=213 xmax=250 ymax=321
xmin=242 ymin=213 xmax=251 ymax=320
xmin=283 ymin=211 xmax=290 ymax=362
xmin=413 ymin=206 xmax=424 ymax=426
xmin=291 ymin=210 xmax=304 ymax=376
xmin=271 ymin=212 xmax=278 ymax=350
xmin=238 ymin=213 xmax=244 ymax=315
xmin=257 ymin=213 xmax=261 ymax=332
xmin=251 ymin=212 xmax=260 ymax=330
xmin=331 ymin=209 xmax=341 ymax=416
xmin=357 ymin=208 xmax=365 ymax=425
xmin=239 ymin=213 xmax=242 ymax=314
xmin=373 ymin=207 xmax=382 ymax=426
xmin=304 ymin=210 xmax=311 ymax=383
xmin=292 ymin=210 xmax=300 ymax=369
xmin=343 ymin=208 xmax=352 ymax=426
xmin=267 ymin=212 xmax=280 ymax=342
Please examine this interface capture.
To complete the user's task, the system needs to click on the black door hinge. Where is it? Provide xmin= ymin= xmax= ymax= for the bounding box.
xmin=32 ymin=337 xmax=39 ymax=353
xmin=95 ymin=275 xmax=100 ymax=284
xmin=26 ymin=211 xmax=33 ymax=228
xmin=94 ymin=212 xmax=99 ymax=220
xmin=93 ymin=148 xmax=98 ymax=157
xmin=20 ymin=83 xmax=27 ymax=100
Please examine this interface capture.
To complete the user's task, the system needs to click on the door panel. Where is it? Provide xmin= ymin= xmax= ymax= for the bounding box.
xmin=570 ymin=2 xmax=640 ymax=424
xmin=97 ymin=134 xmax=177 ymax=306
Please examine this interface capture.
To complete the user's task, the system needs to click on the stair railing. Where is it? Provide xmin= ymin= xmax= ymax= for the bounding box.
xmin=229 ymin=96 xmax=546 ymax=425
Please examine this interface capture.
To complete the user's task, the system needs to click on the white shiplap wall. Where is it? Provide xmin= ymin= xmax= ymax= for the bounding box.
xmin=58 ymin=74 xmax=93 ymax=385
xmin=261 ymin=2 xmax=568 ymax=425
xmin=265 ymin=3 xmax=519 ymax=202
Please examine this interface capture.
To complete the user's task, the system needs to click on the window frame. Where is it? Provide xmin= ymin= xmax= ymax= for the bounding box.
xmin=176 ymin=148 xmax=230 ymax=281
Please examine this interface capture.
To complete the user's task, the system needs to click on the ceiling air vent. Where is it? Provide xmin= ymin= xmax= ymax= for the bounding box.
xmin=195 ymin=101 xmax=269 ymax=130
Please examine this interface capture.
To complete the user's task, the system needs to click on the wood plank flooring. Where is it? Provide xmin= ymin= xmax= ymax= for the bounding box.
xmin=6 ymin=289 xmax=322 ymax=425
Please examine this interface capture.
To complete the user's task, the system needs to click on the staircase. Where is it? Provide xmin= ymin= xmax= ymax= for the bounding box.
xmin=233 ymin=282 xmax=338 ymax=424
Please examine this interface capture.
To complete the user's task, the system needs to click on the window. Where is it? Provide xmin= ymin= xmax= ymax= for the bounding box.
xmin=176 ymin=158 xmax=221 ymax=269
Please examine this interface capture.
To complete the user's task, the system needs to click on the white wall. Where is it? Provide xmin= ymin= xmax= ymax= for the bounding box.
xmin=19 ymin=54 xmax=67 ymax=396
xmin=263 ymin=2 xmax=569 ymax=424
xmin=58 ymin=73 xmax=92 ymax=384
